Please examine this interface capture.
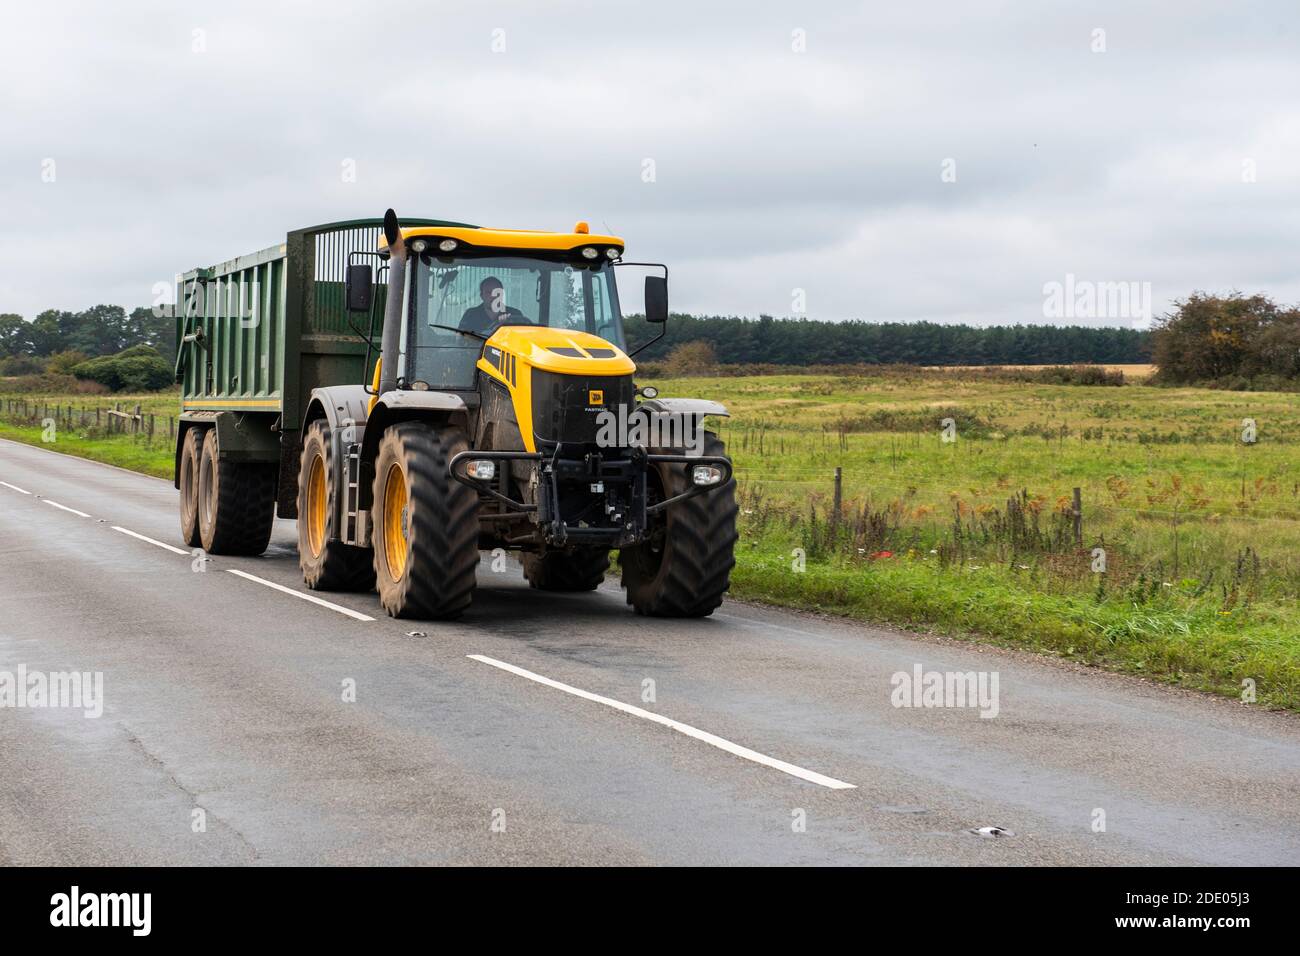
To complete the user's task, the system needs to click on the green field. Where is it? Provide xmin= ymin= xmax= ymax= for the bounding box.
xmin=0 ymin=392 xmax=178 ymax=478
xmin=647 ymin=370 xmax=1300 ymax=709
xmin=4 ymin=372 xmax=1298 ymax=708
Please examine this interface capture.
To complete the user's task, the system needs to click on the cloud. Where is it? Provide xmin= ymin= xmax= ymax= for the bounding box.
xmin=1 ymin=0 xmax=1298 ymax=325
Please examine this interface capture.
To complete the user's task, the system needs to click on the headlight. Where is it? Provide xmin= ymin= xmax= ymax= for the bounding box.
xmin=691 ymin=464 xmax=724 ymax=486
xmin=581 ymin=246 xmax=598 ymax=259
xmin=466 ymin=460 xmax=496 ymax=481
xmin=639 ymin=385 xmax=658 ymax=399
xmin=438 ymin=238 xmax=458 ymax=252
xmin=410 ymin=239 xmax=427 ymax=253
xmin=605 ymin=247 xmax=620 ymax=260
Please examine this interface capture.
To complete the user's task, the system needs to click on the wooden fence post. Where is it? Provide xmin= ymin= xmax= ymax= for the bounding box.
xmin=1072 ymin=487 xmax=1083 ymax=546
xmin=832 ymin=467 xmax=843 ymax=533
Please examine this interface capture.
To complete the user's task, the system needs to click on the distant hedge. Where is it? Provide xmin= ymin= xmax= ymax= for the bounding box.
xmin=72 ymin=345 xmax=172 ymax=392
xmin=625 ymin=315 xmax=1152 ymax=366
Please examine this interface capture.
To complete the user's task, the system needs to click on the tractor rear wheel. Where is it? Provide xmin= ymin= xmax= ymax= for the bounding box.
xmin=620 ymin=431 xmax=737 ymax=617
xmin=297 ymin=419 xmax=375 ymax=591
xmin=197 ymin=428 xmax=277 ymax=556
xmin=371 ymin=422 xmax=479 ymax=619
xmin=178 ymin=425 xmax=204 ymax=548
xmin=523 ymin=548 xmax=610 ymax=592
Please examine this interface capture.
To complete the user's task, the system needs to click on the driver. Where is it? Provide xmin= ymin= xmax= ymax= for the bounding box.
xmin=459 ymin=277 xmax=530 ymax=335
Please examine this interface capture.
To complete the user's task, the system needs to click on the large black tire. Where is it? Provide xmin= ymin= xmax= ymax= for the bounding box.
xmin=620 ymin=431 xmax=738 ymax=617
xmin=371 ymin=422 xmax=479 ymax=619
xmin=523 ymin=548 xmax=610 ymax=592
xmin=178 ymin=426 xmax=204 ymax=548
xmin=297 ymin=419 xmax=375 ymax=592
xmin=197 ymin=428 xmax=276 ymax=556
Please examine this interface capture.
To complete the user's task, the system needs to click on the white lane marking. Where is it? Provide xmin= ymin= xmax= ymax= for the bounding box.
xmin=226 ymin=569 xmax=375 ymax=622
xmin=42 ymin=499 xmax=91 ymax=517
xmin=467 ymin=654 xmax=857 ymax=790
xmin=0 ymin=480 xmax=32 ymax=495
xmin=111 ymin=525 xmax=190 ymax=555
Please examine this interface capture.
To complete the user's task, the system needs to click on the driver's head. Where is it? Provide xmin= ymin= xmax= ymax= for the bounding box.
xmin=480 ymin=277 xmax=504 ymax=313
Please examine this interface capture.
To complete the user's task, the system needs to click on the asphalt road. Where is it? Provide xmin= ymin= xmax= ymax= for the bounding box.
xmin=2 ymin=437 xmax=1298 ymax=866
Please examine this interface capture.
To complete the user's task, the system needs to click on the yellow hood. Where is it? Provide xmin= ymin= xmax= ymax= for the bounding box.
xmin=483 ymin=326 xmax=635 ymax=376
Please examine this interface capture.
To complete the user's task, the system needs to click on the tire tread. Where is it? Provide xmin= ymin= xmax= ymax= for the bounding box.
xmin=372 ymin=422 xmax=479 ymax=619
xmin=199 ymin=430 xmax=276 ymax=556
xmin=621 ymin=433 xmax=738 ymax=617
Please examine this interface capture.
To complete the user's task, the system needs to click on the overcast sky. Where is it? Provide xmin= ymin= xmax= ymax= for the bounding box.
xmin=2 ymin=1 xmax=1297 ymax=327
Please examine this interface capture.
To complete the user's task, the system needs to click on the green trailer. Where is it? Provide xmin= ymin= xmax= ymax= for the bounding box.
xmin=173 ymin=218 xmax=463 ymax=544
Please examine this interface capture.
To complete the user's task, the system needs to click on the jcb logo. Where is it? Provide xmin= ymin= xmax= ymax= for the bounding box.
xmin=588 ymin=390 xmax=604 ymax=405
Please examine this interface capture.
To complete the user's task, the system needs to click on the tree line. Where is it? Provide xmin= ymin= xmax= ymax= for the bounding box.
xmin=625 ymin=314 xmax=1152 ymax=366
xmin=0 ymin=306 xmax=170 ymax=372
xmin=0 ymin=305 xmax=174 ymax=390
xmin=3 ymin=305 xmax=1153 ymax=373
xmin=12 ymin=296 xmax=1293 ymax=387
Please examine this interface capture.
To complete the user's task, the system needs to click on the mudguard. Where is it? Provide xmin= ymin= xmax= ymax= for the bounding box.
xmin=300 ymin=385 xmax=373 ymax=541
xmin=302 ymin=384 xmax=373 ymax=439
xmin=637 ymin=397 xmax=730 ymax=419
xmin=372 ymin=389 xmax=472 ymax=414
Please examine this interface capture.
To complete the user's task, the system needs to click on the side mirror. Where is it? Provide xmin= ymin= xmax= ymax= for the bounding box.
xmin=346 ymin=264 xmax=373 ymax=313
xmin=644 ymin=275 xmax=668 ymax=324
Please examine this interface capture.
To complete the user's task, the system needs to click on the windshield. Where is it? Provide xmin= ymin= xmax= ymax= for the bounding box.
xmin=408 ymin=256 xmax=625 ymax=389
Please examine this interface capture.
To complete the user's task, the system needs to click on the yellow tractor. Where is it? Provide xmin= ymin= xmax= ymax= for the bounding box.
xmin=296 ymin=210 xmax=738 ymax=619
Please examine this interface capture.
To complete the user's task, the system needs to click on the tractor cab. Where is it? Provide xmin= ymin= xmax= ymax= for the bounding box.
xmin=409 ymin=242 xmax=629 ymax=391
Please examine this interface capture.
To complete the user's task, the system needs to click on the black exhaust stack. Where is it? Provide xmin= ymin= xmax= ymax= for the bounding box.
xmin=378 ymin=208 xmax=407 ymax=395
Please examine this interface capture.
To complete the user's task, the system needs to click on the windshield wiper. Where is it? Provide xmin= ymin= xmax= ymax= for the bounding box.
xmin=429 ymin=323 xmax=488 ymax=342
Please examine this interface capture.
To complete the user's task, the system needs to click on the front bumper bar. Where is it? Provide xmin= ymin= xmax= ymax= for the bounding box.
xmin=448 ymin=447 xmax=732 ymax=546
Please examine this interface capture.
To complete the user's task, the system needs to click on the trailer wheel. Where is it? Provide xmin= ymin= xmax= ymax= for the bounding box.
xmin=620 ymin=431 xmax=737 ymax=617
xmin=178 ymin=426 xmax=204 ymax=548
xmin=371 ymin=422 xmax=479 ymax=619
xmin=523 ymin=548 xmax=610 ymax=592
xmin=197 ymin=429 xmax=277 ymax=556
xmin=297 ymin=420 xmax=375 ymax=591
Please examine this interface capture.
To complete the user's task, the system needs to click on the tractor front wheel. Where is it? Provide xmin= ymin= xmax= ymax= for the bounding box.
xmin=371 ymin=422 xmax=479 ymax=619
xmin=620 ymin=431 xmax=737 ymax=617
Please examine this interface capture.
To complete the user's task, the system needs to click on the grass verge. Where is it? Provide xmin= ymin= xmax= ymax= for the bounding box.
xmin=729 ymin=537 xmax=1296 ymax=710
xmin=0 ymin=420 xmax=173 ymax=479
